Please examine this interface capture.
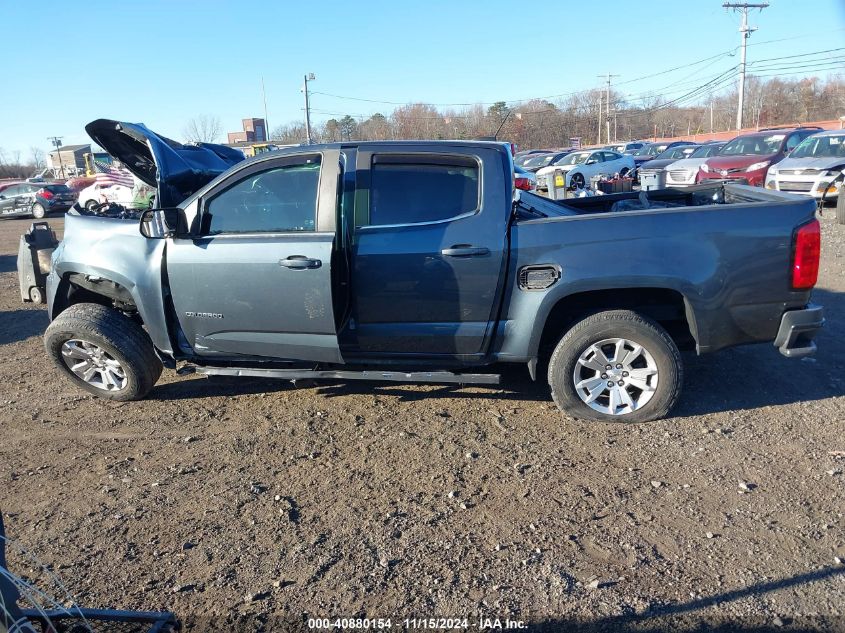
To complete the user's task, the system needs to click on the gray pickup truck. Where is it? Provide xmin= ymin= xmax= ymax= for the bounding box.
xmin=40 ymin=119 xmax=824 ymax=422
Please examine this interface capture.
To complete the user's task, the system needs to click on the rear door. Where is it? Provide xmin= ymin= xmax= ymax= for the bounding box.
xmin=165 ymin=150 xmax=343 ymax=363
xmin=343 ymin=145 xmax=510 ymax=360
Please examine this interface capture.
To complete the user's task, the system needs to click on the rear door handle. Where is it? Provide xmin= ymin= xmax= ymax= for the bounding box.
xmin=441 ymin=245 xmax=490 ymax=258
xmin=279 ymin=255 xmax=322 ymax=269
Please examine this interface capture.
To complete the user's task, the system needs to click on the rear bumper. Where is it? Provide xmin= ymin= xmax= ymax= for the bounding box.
xmin=773 ymin=303 xmax=824 ymax=358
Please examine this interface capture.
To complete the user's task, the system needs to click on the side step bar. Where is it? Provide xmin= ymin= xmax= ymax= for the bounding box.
xmin=178 ymin=365 xmax=501 ymax=386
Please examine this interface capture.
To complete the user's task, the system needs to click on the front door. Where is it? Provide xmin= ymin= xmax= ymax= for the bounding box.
xmin=343 ymin=145 xmax=510 ymax=360
xmin=166 ymin=151 xmax=343 ymax=363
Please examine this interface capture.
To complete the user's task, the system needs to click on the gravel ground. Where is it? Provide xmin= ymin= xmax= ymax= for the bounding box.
xmin=0 ymin=211 xmax=844 ymax=632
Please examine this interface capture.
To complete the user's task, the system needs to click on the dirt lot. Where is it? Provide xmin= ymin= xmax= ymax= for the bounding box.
xmin=1 ymin=211 xmax=844 ymax=632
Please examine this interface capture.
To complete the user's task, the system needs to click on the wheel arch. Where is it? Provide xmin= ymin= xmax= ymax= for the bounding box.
xmin=531 ymin=286 xmax=699 ymax=360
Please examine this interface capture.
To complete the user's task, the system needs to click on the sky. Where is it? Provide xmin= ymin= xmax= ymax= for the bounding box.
xmin=1 ymin=0 xmax=844 ymax=158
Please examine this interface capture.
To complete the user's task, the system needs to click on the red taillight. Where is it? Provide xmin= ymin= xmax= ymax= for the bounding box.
xmin=514 ymin=177 xmax=532 ymax=191
xmin=39 ymin=188 xmax=54 ymax=200
xmin=792 ymin=219 xmax=820 ymax=290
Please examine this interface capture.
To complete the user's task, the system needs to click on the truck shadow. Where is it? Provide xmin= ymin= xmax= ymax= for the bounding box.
xmin=532 ymin=565 xmax=845 ymax=632
xmin=0 ymin=308 xmax=48 ymax=345
xmin=0 ymin=254 xmax=16 ymax=273
xmin=152 ymin=288 xmax=842 ymax=418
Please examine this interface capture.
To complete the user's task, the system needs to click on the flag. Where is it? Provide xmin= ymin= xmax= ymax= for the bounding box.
xmin=93 ymin=160 xmax=135 ymax=189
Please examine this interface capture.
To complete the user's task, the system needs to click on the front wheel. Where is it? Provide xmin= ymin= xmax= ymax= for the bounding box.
xmin=548 ymin=310 xmax=683 ymax=422
xmin=569 ymin=172 xmax=585 ymax=190
xmin=619 ymin=167 xmax=630 ymax=177
xmin=45 ymin=303 xmax=163 ymax=401
xmin=31 ymin=203 xmax=45 ymax=219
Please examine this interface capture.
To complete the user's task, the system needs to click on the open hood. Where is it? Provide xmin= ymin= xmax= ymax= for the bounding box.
xmin=85 ymin=119 xmax=245 ymax=208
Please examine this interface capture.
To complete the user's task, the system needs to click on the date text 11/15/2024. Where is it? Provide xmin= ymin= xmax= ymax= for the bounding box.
xmin=306 ymin=617 xmax=527 ymax=630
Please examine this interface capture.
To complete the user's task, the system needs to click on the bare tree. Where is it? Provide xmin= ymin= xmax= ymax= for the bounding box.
xmin=29 ymin=147 xmax=46 ymax=170
xmin=183 ymin=115 xmax=223 ymax=143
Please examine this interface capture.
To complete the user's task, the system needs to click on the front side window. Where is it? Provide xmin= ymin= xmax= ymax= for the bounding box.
xmin=204 ymin=157 xmax=321 ymax=235
xmin=367 ymin=156 xmax=479 ymax=226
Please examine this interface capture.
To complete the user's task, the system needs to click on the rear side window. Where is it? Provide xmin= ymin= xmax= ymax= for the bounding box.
xmin=204 ymin=157 xmax=321 ymax=235
xmin=367 ymin=155 xmax=479 ymax=226
xmin=44 ymin=184 xmax=71 ymax=193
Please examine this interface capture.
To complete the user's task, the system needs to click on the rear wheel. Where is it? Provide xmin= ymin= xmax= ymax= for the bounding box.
xmin=45 ymin=303 xmax=162 ymax=401
xmin=548 ymin=310 xmax=683 ymax=423
xmin=620 ymin=167 xmax=630 ymax=177
xmin=31 ymin=203 xmax=45 ymax=219
xmin=85 ymin=199 xmax=99 ymax=211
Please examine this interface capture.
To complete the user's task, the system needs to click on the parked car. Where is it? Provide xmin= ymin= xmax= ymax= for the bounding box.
xmin=664 ymin=143 xmax=726 ymax=187
xmin=521 ymin=150 xmax=576 ymax=173
xmin=630 ymin=141 xmax=694 ymax=175
xmin=0 ymin=182 xmax=76 ymax=219
xmin=514 ymin=165 xmax=536 ymax=191
xmin=765 ymin=129 xmax=845 ymax=199
xmin=699 ymin=127 xmax=822 ymax=187
xmin=637 ymin=144 xmax=700 ymax=174
xmin=35 ymin=119 xmax=824 ymax=424
xmin=77 ymin=182 xmax=135 ymax=210
xmin=535 ymin=149 xmax=634 ymax=190
xmin=603 ymin=141 xmax=647 ymax=154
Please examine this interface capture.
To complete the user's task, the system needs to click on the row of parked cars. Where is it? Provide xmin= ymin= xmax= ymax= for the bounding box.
xmin=0 ymin=171 xmax=152 ymax=220
xmin=515 ymin=126 xmax=845 ymax=200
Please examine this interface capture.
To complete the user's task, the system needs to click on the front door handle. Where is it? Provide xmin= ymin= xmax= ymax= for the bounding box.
xmin=279 ymin=255 xmax=322 ymax=269
xmin=441 ymin=245 xmax=490 ymax=258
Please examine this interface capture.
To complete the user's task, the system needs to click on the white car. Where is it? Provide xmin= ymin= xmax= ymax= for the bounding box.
xmin=77 ymin=182 xmax=135 ymax=211
xmin=664 ymin=143 xmax=726 ymax=187
xmin=535 ymin=149 xmax=634 ymax=190
xmin=765 ymin=129 xmax=844 ymax=199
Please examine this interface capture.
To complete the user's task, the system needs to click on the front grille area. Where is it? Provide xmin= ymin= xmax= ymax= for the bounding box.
xmin=779 ymin=180 xmax=814 ymax=192
xmin=779 ymin=169 xmax=820 ymax=176
xmin=667 ymin=169 xmax=690 ymax=182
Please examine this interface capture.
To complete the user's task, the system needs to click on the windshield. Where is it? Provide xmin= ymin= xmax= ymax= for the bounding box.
xmin=558 ymin=151 xmax=592 ymax=166
xmin=690 ymin=144 xmax=723 ymax=158
xmin=789 ymin=134 xmax=845 ymax=159
xmin=524 ymin=153 xmax=555 ymax=168
xmin=657 ymin=146 xmax=695 ymax=160
xmin=44 ymin=184 xmax=72 ymax=193
xmin=514 ymin=154 xmax=537 ymax=167
xmin=719 ymin=134 xmax=784 ymax=156
xmin=633 ymin=144 xmax=665 ymax=157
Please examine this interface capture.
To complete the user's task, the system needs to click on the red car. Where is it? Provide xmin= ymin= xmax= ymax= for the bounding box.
xmin=698 ymin=127 xmax=821 ymax=187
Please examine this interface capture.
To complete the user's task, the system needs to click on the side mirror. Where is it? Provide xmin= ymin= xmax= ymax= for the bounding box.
xmin=586 ymin=159 xmax=597 ymax=165
xmin=0 ymin=195 xmax=5 ymax=200
xmin=139 ymin=208 xmax=189 ymax=239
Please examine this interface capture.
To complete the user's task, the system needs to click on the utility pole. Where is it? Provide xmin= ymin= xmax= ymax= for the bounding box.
xmin=47 ymin=136 xmax=64 ymax=178
xmin=598 ymin=73 xmax=620 ymax=143
xmin=302 ymin=73 xmax=315 ymax=144
xmin=596 ymin=93 xmax=602 ymax=145
xmin=710 ymin=99 xmax=714 ymax=133
xmin=261 ymin=76 xmax=270 ymax=142
xmin=723 ymin=2 xmax=769 ymax=130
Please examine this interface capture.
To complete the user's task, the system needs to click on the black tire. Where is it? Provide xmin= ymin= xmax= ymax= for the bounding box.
xmin=620 ymin=167 xmax=630 ymax=177
xmin=547 ymin=310 xmax=683 ymax=423
xmin=569 ymin=172 xmax=585 ymax=190
xmin=85 ymin=199 xmax=98 ymax=212
xmin=44 ymin=303 xmax=163 ymax=401
xmin=31 ymin=203 xmax=45 ymax=219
